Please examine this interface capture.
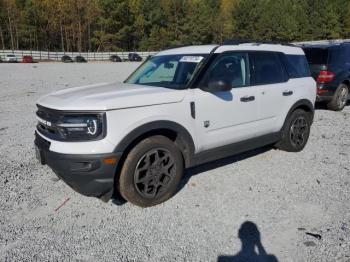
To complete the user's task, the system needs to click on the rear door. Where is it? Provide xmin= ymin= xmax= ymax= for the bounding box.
xmin=248 ymin=51 xmax=291 ymax=135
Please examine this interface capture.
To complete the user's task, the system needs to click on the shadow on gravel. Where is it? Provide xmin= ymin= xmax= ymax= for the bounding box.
xmin=218 ymin=221 xmax=278 ymax=262
xmin=179 ymin=146 xmax=273 ymax=192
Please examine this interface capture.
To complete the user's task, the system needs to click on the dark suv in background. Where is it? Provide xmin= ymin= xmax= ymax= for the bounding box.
xmin=301 ymin=41 xmax=350 ymax=111
xmin=128 ymin=53 xmax=142 ymax=62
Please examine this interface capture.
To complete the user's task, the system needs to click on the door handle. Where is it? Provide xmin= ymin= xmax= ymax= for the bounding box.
xmin=240 ymin=96 xmax=255 ymax=102
xmin=283 ymin=90 xmax=293 ymax=96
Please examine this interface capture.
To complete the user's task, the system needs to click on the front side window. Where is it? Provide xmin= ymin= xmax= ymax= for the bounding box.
xmin=250 ymin=52 xmax=287 ymax=85
xmin=201 ymin=52 xmax=250 ymax=88
xmin=125 ymin=54 xmax=207 ymax=89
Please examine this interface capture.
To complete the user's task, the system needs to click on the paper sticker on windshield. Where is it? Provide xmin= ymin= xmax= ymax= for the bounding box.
xmin=180 ymin=56 xmax=204 ymax=63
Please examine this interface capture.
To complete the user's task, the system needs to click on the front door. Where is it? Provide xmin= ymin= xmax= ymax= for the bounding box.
xmin=193 ymin=52 xmax=261 ymax=152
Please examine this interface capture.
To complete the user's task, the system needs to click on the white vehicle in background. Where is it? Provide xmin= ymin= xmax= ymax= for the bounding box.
xmin=4 ymin=54 xmax=17 ymax=62
xmin=35 ymin=41 xmax=316 ymax=207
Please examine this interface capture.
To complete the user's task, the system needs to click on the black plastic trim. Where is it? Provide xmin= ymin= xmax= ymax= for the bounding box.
xmin=190 ymin=102 xmax=196 ymax=119
xmin=114 ymin=120 xmax=195 ymax=167
xmin=35 ymin=132 xmax=120 ymax=198
xmin=190 ymin=132 xmax=282 ymax=167
xmin=284 ymin=99 xmax=315 ymax=125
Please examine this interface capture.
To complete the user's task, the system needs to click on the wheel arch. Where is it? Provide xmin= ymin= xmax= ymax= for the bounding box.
xmin=113 ymin=120 xmax=195 ymax=170
xmin=283 ymin=99 xmax=315 ymax=127
xmin=342 ymin=79 xmax=350 ymax=89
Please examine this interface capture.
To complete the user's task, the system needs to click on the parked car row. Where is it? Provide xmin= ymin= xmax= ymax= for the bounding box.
xmin=61 ymin=53 xmax=144 ymax=63
xmin=0 ymin=54 xmax=35 ymax=63
xmin=1 ymin=52 xmax=146 ymax=64
xmin=61 ymin=55 xmax=87 ymax=63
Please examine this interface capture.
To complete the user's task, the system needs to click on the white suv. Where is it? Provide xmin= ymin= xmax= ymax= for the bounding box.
xmin=35 ymin=43 xmax=316 ymax=207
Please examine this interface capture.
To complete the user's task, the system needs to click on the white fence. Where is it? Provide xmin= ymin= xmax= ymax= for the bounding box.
xmin=0 ymin=50 xmax=157 ymax=61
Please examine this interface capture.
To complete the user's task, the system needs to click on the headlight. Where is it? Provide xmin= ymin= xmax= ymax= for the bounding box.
xmin=56 ymin=114 xmax=104 ymax=140
xmin=36 ymin=106 xmax=106 ymax=141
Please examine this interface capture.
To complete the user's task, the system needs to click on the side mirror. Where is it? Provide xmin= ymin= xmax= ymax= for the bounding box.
xmin=203 ymin=79 xmax=232 ymax=92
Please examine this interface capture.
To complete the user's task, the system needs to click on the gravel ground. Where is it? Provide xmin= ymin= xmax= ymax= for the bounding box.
xmin=0 ymin=62 xmax=349 ymax=262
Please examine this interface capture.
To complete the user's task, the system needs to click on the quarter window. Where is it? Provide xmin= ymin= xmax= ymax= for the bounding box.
xmin=250 ymin=52 xmax=287 ymax=85
xmin=281 ymin=54 xmax=310 ymax=78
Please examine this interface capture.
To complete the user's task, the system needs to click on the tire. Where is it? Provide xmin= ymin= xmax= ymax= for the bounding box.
xmin=118 ymin=135 xmax=184 ymax=207
xmin=277 ymin=109 xmax=311 ymax=152
xmin=327 ymin=83 xmax=349 ymax=111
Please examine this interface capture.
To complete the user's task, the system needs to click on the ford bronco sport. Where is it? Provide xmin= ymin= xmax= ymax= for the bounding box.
xmin=35 ymin=43 xmax=316 ymax=207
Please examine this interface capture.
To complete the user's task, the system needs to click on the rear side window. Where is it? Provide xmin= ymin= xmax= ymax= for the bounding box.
xmin=281 ymin=55 xmax=310 ymax=78
xmin=250 ymin=52 xmax=287 ymax=85
xmin=303 ymin=48 xmax=328 ymax=65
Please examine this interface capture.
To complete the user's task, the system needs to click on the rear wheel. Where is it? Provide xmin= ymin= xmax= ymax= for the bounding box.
xmin=327 ymin=83 xmax=349 ymax=111
xmin=118 ymin=135 xmax=184 ymax=207
xmin=277 ymin=109 xmax=311 ymax=152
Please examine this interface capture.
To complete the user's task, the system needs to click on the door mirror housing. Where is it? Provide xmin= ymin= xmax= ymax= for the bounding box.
xmin=202 ymin=79 xmax=232 ymax=92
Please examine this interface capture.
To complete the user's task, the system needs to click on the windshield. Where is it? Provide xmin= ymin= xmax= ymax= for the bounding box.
xmin=125 ymin=54 xmax=207 ymax=89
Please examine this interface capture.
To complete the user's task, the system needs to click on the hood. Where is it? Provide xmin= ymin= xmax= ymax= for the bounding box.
xmin=37 ymin=82 xmax=187 ymax=111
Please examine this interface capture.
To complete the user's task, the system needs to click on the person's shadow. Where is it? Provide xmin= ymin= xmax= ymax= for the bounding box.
xmin=218 ymin=221 xmax=278 ymax=262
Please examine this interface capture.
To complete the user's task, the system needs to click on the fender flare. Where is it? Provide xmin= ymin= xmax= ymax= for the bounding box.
xmin=114 ymin=120 xmax=195 ymax=167
xmin=283 ymin=99 xmax=315 ymax=128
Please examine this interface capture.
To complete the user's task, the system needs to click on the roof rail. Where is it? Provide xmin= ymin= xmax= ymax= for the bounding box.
xmin=294 ymin=39 xmax=350 ymax=46
xmin=162 ymin=45 xmax=188 ymax=50
xmin=222 ymin=39 xmax=297 ymax=47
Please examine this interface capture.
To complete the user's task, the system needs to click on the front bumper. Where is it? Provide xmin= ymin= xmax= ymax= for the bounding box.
xmin=35 ymin=132 xmax=121 ymax=199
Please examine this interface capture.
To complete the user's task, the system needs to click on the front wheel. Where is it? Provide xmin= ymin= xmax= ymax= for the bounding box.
xmin=277 ymin=109 xmax=311 ymax=152
xmin=327 ymin=84 xmax=349 ymax=111
xmin=118 ymin=136 xmax=184 ymax=207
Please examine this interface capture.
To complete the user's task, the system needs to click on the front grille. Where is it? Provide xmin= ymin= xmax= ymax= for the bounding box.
xmin=36 ymin=105 xmax=63 ymax=140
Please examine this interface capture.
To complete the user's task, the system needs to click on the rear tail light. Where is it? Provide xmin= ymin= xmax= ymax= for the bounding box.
xmin=317 ymin=70 xmax=335 ymax=83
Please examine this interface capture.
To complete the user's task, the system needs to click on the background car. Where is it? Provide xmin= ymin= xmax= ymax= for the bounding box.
xmin=302 ymin=41 xmax=350 ymax=111
xmin=22 ymin=55 xmax=34 ymax=63
xmin=61 ymin=55 xmax=73 ymax=63
xmin=74 ymin=56 xmax=87 ymax=63
xmin=128 ymin=53 xmax=142 ymax=62
xmin=5 ymin=54 xmax=17 ymax=62
xmin=109 ymin=55 xmax=122 ymax=62
xmin=0 ymin=57 xmax=2 ymax=63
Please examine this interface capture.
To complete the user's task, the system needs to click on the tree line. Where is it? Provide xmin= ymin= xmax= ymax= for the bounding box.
xmin=1 ymin=0 xmax=350 ymax=52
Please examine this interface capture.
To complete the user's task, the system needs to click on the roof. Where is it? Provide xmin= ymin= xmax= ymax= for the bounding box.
xmin=215 ymin=43 xmax=304 ymax=55
xmin=295 ymin=39 xmax=350 ymax=48
xmin=155 ymin=45 xmax=218 ymax=56
xmin=154 ymin=43 xmax=304 ymax=56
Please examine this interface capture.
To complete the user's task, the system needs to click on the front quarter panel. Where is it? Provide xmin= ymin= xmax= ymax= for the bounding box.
xmin=105 ymin=99 xmax=197 ymax=153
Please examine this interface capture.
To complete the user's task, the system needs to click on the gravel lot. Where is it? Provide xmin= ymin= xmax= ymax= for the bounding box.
xmin=0 ymin=62 xmax=349 ymax=262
